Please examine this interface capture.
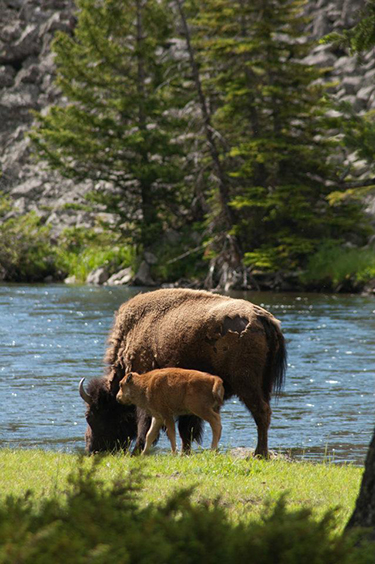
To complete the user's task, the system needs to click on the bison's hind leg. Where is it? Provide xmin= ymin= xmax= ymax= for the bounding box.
xmin=178 ymin=415 xmax=204 ymax=454
xmin=240 ymin=394 xmax=271 ymax=458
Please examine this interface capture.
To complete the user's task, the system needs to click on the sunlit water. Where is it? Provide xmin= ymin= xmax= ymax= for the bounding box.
xmin=0 ymin=284 xmax=374 ymax=464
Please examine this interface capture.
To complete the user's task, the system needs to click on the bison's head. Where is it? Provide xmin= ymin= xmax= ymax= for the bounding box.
xmin=79 ymin=377 xmax=137 ymax=453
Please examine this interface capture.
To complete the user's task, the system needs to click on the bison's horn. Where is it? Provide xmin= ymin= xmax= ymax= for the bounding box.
xmin=79 ymin=378 xmax=92 ymax=405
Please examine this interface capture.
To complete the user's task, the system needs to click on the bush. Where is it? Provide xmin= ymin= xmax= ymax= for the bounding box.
xmin=0 ymin=209 xmax=59 ymax=282
xmin=300 ymin=243 xmax=375 ymax=291
xmin=55 ymin=228 xmax=136 ymax=282
xmin=0 ymin=195 xmax=136 ymax=283
xmin=0 ymin=463 xmax=373 ymax=564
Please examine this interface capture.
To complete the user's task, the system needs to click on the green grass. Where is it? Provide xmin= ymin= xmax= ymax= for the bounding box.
xmin=301 ymin=244 xmax=375 ymax=290
xmin=0 ymin=450 xmax=362 ymax=531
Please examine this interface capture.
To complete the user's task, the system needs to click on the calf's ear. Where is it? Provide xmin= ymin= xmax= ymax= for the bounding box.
xmin=126 ymin=372 xmax=133 ymax=383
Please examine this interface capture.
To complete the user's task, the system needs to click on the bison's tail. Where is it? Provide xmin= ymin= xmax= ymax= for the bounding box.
xmin=259 ymin=316 xmax=287 ymax=402
xmin=212 ymin=379 xmax=225 ymax=407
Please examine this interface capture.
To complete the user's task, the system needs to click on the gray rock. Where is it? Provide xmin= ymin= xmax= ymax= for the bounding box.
xmin=363 ymin=67 xmax=375 ymax=87
xmin=132 ymin=261 xmax=156 ymax=286
xmin=312 ymin=13 xmax=331 ymax=37
xmin=333 ymin=56 xmax=358 ymax=76
xmin=15 ymin=63 xmax=41 ymax=85
xmin=86 ymin=267 xmax=109 ymax=285
xmin=303 ymin=50 xmax=336 ymax=68
xmin=0 ymin=84 xmax=40 ymax=109
xmin=0 ymin=65 xmax=15 ymax=87
xmin=106 ymin=267 xmax=133 ymax=286
xmin=64 ymin=275 xmax=77 ymax=284
xmin=12 ymin=178 xmax=44 ymax=197
xmin=356 ymin=85 xmax=375 ymax=102
xmin=342 ymin=76 xmax=362 ymax=95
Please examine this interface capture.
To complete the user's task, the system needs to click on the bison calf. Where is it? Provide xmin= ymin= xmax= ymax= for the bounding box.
xmin=116 ymin=368 xmax=224 ymax=454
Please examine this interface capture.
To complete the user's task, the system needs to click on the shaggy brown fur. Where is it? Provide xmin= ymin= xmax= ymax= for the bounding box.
xmin=81 ymin=288 xmax=287 ymax=457
xmin=116 ymin=368 xmax=224 ymax=454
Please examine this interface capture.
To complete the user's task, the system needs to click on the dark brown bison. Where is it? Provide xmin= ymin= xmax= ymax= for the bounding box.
xmin=79 ymin=288 xmax=287 ymax=457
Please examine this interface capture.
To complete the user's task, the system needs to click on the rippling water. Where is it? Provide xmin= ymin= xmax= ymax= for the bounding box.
xmin=0 ymin=284 xmax=374 ymax=464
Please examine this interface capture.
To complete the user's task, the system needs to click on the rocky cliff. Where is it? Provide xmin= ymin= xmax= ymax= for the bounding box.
xmin=1 ymin=0 xmax=375 ymax=235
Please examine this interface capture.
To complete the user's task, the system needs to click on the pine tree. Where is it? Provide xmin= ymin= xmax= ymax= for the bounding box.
xmin=31 ymin=0 xmax=188 ymax=250
xmin=191 ymin=0 xmax=368 ymax=272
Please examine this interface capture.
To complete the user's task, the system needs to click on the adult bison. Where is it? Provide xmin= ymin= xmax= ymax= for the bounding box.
xmin=79 ymin=288 xmax=287 ymax=457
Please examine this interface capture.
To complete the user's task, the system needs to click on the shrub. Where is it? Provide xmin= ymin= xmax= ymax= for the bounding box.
xmin=0 ymin=208 xmax=59 ymax=282
xmin=0 ymin=195 xmax=136 ymax=283
xmin=301 ymin=243 xmax=375 ymax=291
xmin=55 ymin=227 xmax=136 ymax=282
xmin=0 ymin=463 xmax=373 ymax=564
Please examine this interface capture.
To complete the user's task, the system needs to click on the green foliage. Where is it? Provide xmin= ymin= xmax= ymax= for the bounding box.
xmin=55 ymin=227 xmax=136 ymax=282
xmin=151 ymin=227 xmax=207 ymax=282
xmin=30 ymin=0 xmax=191 ymax=248
xmin=0 ymin=462 xmax=373 ymax=564
xmin=334 ymin=104 xmax=375 ymax=180
xmin=0 ymin=201 xmax=59 ymax=282
xmin=189 ymin=0 xmax=369 ymax=270
xmin=0 ymin=194 xmax=135 ymax=282
xmin=26 ymin=0 xmax=373 ymax=276
xmin=323 ymin=0 xmax=375 ymax=55
xmin=301 ymin=243 xmax=375 ymax=290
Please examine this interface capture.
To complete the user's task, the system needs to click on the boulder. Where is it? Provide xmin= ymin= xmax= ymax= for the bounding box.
xmin=342 ymin=76 xmax=363 ymax=95
xmin=86 ymin=267 xmax=109 ymax=285
xmin=0 ymin=65 xmax=15 ymax=87
xmin=106 ymin=267 xmax=133 ymax=286
xmin=132 ymin=261 xmax=156 ymax=286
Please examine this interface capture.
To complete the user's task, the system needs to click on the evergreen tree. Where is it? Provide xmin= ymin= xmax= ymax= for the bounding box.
xmin=191 ymin=0 xmax=368 ymax=271
xmin=31 ymin=0 xmax=188 ymax=250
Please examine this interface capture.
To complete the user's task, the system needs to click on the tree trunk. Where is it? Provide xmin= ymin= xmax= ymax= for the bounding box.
xmin=346 ymin=427 xmax=375 ymax=542
xmin=135 ymin=0 xmax=157 ymax=249
xmin=175 ymin=0 xmax=244 ymax=288
xmin=174 ymin=0 xmax=236 ymax=234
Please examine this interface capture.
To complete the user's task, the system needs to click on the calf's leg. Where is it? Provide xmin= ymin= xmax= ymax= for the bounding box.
xmin=142 ymin=417 xmax=163 ymax=455
xmin=206 ymin=411 xmax=222 ymax=450
xmin=193 ymin=407 xmax=222 ymax=450
xmin=164 ymin=416 xmax=177 ymax=454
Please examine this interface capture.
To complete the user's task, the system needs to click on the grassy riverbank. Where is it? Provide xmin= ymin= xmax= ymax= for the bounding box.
xmin=0 ymin=450 xmax=362 ymax=531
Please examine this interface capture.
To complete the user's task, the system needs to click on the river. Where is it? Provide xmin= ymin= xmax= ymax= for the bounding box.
xmin=0 ymin=284 xmax=374 ymax=464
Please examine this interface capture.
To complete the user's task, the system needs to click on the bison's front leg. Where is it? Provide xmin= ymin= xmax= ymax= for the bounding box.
xmin=178 ymin=415 xmax=204 ymax=454
xmin=132 ymin=408 xmax=152 ymax=455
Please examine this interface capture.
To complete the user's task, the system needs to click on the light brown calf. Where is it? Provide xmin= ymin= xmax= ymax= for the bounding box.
xmin=116 ymin=367 xmax=224 ymax=454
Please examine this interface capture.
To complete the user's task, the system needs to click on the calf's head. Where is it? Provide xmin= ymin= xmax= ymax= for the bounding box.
xmin=116 ymin=372 xmax=139 ymax=406
xmin=79 ymin=377 xmax=137 ymax=453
